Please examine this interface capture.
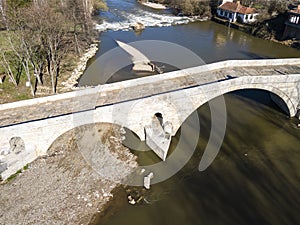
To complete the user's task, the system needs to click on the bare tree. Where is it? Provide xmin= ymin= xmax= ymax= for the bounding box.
xmin=0 ymin=0 xmax=107 ymax=95
xmin=0 ymin=49 xmax=17 ymax=86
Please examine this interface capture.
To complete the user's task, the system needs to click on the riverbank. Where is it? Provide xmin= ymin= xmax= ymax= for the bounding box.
xmin=60 ymin=42 xmax=99 ymax=91
xmin=0 ymin=123 xmax=138 ymax=225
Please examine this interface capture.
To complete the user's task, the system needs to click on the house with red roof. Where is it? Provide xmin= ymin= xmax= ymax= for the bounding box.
xmin=217 ymin=0 xmax=258 ymax=23
xmin=283 ymin=5 xmax=300 ymax=39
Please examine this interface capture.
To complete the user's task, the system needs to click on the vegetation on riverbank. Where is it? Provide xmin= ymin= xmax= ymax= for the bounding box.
xmin=0 ymin=0 xmax=107 ymax=103
xmin=140 ymin=0 xmax=212 ymax=17
xmin=145 ymin=0 xmax=300 ymax=48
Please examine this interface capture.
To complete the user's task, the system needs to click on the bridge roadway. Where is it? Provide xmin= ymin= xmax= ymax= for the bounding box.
xmin=1 ymin=59 xmax=300 ymax=127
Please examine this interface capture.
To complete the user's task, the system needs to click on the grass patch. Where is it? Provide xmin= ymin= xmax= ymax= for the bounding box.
xmin=6 ymin=169 xmax=22 ymax=182
xmin=0 ymin=80 xmax=32 ymax=104
xmin=253 ymin=4 xmax=264 ymax=10
xmin=23 ymin=164 xmax=29 ymax=170
xmin=0 ymin=30 xmax=34 ymax=103
xmin=4 ymin=164 xmax=29 ymax=183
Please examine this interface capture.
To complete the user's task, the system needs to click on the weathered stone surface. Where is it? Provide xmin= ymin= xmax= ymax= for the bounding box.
xmin=9 ymin=137 xmax=25 ymax=154
xmin=145 ymin=116 xmax=172 ymax=160
xmin=132 ymin=63 xmax=153 ymax=72
xmin=163 ymin=121 xmax=173 ymax=134
xmin=0 ymin=161 xmax=7 ymax=174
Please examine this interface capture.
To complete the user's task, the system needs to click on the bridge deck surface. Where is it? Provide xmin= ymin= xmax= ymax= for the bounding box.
xmin=1 ymin=63 xmax=299 ymax=127
xmin=214 ymin=65 xmax=300 ymax=77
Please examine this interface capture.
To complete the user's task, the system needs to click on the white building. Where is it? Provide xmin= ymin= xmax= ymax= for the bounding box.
xmin=217 ymin=1 xmax=258 ymax=23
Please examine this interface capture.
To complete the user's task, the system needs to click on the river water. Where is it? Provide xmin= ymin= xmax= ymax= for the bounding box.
xmin=79 ymin=1 xmax=300 ymax=225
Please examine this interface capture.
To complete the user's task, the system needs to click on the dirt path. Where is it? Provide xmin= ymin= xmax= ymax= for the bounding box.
xmin=0 ymin=124 xmax=137 ymax=225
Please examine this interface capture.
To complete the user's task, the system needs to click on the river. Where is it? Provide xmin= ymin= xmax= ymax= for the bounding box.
xmin=79 ymin=1 xmax=300 ymax=225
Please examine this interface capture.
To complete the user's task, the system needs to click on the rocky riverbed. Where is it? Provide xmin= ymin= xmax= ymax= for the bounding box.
xmin=0 ymin=124 xmax=137 ymax=225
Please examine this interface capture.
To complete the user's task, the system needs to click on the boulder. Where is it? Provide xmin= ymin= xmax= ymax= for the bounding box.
xmin=132 ymin=22 xmax=145 ymax=31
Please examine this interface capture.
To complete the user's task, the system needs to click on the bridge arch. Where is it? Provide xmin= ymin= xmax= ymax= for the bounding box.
xmin=171 ymin=84 xmax=297 ymax=137
xmin=46 ymin=122 xmax=139 ymax=155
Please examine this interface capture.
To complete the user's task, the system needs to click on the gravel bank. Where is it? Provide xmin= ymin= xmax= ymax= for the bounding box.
xmin=0 ymin=124 xmax=137 ymax=225
xmin=61 ymin=43 xmax=99 ymax=91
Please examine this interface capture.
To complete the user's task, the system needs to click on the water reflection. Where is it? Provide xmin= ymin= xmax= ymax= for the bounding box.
xmin=214 ymin=30 xmax=227 ymax=48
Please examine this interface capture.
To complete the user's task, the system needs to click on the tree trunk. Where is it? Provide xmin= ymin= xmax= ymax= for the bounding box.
xmin=22 ymin=59 xmax=35 ymax=96
xmin=0 ymin=52 xmax=17 ymax=86
xmin=47 ymin=57 xmax=56 ymax=94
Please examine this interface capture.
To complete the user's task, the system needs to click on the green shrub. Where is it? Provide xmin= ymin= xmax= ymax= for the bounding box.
xmin=94 ymin=0 xmax=108 ymax=12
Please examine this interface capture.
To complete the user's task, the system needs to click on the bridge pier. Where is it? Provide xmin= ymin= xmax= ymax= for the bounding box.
xmin=144 ymin=115 xmax=173 ymax=161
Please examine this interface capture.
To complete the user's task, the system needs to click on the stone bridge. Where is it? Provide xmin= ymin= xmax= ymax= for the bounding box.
xmin=0 ymin=59 xmax=300 ymax=179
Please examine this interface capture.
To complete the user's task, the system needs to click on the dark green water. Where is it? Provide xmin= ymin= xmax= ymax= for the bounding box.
xmin=95 ymin=90 xmax=300 ymax=225
xmin=80 ymin=1 xmax=300 ymax=224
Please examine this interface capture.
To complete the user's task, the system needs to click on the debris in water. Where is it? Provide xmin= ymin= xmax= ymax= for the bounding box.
xmin=143 ymin=172 xmax=154 ymax=189
xmin=128 ymin=195 xmax=136 ymax=205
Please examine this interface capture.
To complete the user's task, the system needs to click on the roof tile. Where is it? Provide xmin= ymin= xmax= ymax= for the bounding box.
xmin=218 ymin=2 xmax=257 ymax=14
